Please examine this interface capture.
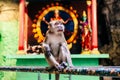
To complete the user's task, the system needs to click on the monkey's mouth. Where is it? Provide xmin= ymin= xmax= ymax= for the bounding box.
xmin=57 ymin=30 xmax=64 ymax=32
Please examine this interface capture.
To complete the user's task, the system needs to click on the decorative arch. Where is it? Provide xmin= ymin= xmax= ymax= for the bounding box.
xmin=32 ymin=5 xmax=78 ymax=43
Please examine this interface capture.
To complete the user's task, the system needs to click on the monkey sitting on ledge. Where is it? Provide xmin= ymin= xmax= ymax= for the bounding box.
xmin=42 ymin=20 xmax=73 ymax=80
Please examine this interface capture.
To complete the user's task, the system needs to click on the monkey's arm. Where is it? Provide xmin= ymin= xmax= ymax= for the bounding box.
xmin=43 ymin=43 xmax=67 ymax=71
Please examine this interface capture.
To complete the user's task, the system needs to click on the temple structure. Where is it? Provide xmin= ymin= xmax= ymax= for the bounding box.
xmin=0 ymin=0 xmax=110 ymax=80
xmin=18 ymin=0 xmax=100 ymax=54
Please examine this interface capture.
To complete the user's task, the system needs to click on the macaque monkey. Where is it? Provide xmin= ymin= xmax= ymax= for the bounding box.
xmin=42 ymin=20 xmax=73 ymax=80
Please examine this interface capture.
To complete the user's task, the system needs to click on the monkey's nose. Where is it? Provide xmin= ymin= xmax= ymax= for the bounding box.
xmin=60 ymin=26 xmax=64 ymax=29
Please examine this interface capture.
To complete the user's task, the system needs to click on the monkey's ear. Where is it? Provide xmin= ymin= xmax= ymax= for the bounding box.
xmin=48 ymin=23 xmax=52 ymax=28
xmin=48 ymin=25 xmax=50 ymax=29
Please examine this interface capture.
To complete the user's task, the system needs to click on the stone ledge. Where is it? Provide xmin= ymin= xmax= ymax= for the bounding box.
xmin=4 ymin=54 xmax=109 ymax=59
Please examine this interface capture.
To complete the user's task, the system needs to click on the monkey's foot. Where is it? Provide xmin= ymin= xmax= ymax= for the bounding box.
xmin=69 ymin=65 xmax=74 ymax=68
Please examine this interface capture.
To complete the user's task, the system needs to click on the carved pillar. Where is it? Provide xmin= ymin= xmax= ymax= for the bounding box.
xmin=18 ymin=0 xmax=25 ymax=54
xmin=91 ymin=0 xmax=100 ymax=54
xmin=24 ymin=2 xmax=29 ymax=52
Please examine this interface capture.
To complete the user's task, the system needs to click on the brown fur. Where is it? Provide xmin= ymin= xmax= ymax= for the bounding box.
xmin=42 ymin=20 xmax=73 ymax=80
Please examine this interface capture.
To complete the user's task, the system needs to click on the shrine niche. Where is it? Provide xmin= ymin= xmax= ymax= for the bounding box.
xmin=25 ymin=1 xmax=87 ymax=54
xmin=18 ymin=0 xmax=100 ymax=55
xmin=32 ymin=4 xmax=78 ymax=43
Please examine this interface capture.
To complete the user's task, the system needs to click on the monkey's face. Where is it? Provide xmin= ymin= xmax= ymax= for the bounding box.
xmin=49 ymin=20 xmax=65 ymax=34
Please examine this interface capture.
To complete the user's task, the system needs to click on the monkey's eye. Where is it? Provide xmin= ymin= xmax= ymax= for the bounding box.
xmin=54 ymin=22 xmax=59 ymax=26
xmin=59 ymin=22 xmax=62 ymax=25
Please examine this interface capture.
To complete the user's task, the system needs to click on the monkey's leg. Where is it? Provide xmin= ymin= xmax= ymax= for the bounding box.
xmin=61 ymin=43 xmax=74 ymax=67
xmin=55 ymin=74 xmax=59 ymax=80
xmin=59 ymin=45 xmax=67 ymax=62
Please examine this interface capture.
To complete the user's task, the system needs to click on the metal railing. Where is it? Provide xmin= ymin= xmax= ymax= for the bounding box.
xmin=0 ymin=66 xmax=120 ymax=77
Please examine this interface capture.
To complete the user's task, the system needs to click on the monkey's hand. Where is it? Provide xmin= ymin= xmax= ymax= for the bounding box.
xmin=60 ymin=62 xmax=68 ymax=69
xmin=46 ymin=62 xmax=68 ymax=72
xmin=56 ymin=62 xmax=68 ymax=71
